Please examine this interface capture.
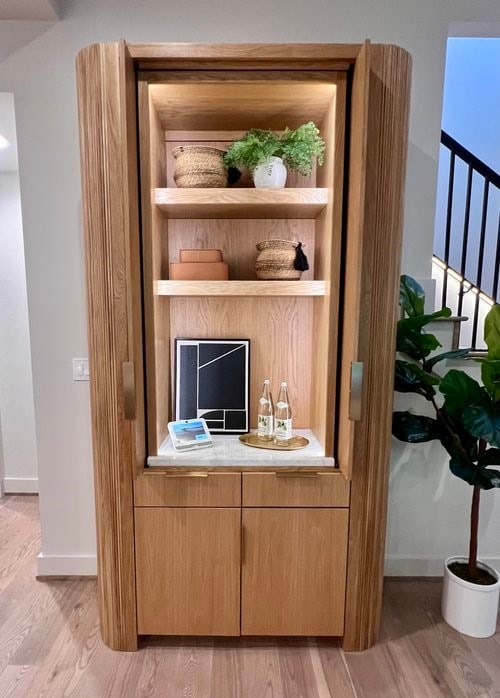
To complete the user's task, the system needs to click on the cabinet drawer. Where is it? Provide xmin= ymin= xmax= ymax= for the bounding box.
xmin=242 ymin=472 xmax=349 ymax=507
xmin=134 ymin=472 xmax=241 ymax=507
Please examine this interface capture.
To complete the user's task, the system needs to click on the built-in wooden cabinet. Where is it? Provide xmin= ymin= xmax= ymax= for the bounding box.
xmin=76 ymin=41 xmax=411 ymax=652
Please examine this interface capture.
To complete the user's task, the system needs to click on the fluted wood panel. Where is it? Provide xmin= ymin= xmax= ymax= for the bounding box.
xmin=341 ymin=43 xmax=412 ymax=651
xmin=76 ymin=41 xmax=139 ymax=651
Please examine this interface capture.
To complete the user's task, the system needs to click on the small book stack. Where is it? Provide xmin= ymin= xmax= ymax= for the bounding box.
xmin=169 ymin=249 xmax=229 ymax=280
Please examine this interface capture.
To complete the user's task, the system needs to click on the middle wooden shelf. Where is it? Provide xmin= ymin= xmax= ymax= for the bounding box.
xmin=155 ymin=280 xmax=327 ymax=296
xmin=155 ymin=187 xmax=329 ymax=219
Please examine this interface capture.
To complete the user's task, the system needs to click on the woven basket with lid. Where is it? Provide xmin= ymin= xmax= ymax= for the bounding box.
xmin=254 ymin=239 xmax=302 ymax=280
xmin=172 ymin=145 xmax=227 ymax=188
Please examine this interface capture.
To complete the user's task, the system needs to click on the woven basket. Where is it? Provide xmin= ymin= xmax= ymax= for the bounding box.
xmin=172 ymin=146 xmax=227 ymax=188
xmin=255 ymin=239 xmax=302 ymax=280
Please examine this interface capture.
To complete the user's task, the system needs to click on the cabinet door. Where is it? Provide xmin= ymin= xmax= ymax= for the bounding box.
xmin=241 ymin=508 xmax=348 ymax=636
xmin=135 ymin=507 xmax=240 ymax=635
xmin=77 ymin=40 xmax=145 ymax=651
xmin=337 ymin=42 xmax=412 ymax=650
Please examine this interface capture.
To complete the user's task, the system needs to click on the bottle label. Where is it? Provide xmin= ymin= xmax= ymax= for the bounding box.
xmin=274 ymin=418 xmax=292 ymax=441
xmin=259 ymin=397 xmax=270 ymax=406
xmin=276 ymin=401 xmax=288 ymax=410
xmin=258 ymin=414 xmax=273 ymax=437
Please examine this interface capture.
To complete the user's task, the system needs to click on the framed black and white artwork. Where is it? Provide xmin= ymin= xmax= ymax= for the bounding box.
xmin=174 ymin=339 xmax=250 ymax=433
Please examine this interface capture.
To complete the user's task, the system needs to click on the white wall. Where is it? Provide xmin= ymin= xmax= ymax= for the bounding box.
xmin=0 ymin=0 xmax=499 ymax=575
xmin=0 ymin=171 xmax=38 ymax=493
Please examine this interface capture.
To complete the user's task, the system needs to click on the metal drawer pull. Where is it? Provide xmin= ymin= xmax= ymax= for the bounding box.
xmin=349 ymin=361 xmax=364 ymax=421
xmin=274 ymin=471 xmax=320 ymax=478
xmin=123 ymin=361 xmax=136 ymax=420
xmin=163 ymin=472 xmax=209 ymax=478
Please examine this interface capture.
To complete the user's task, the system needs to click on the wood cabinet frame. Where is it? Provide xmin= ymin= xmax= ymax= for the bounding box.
xmin=76 ymin=41 xmax=411 ymax=652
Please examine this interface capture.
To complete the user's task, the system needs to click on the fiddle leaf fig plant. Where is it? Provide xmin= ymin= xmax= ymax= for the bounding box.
xmin=393 ymin=275 xmax=500 ymax=584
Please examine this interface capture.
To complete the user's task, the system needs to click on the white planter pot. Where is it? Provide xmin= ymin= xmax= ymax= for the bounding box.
xmin=253 ymin=157 xmax=287 ymax=188
xmin=442 ymin=556 xmax=500 ymax=637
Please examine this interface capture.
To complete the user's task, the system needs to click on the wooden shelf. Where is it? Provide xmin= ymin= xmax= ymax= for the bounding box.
xmin=155 ymin=187 xmax=328 ymax=219
xmin=155 ymin=280 xmax=327 ymax=296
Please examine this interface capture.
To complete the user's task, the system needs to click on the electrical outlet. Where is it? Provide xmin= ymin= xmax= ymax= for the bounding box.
xmin=73 ymin=358 xmax=90 ymax=381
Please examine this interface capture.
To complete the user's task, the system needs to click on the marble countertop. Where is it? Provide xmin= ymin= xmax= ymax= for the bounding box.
xmin=147 ymin=430 xmax=336 ymax=469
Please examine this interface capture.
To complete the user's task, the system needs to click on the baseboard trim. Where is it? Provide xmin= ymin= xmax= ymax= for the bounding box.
xmin=37 ymin=553 xmax=97 ymax=576
xmin=385 ymin=556 xmax=500 ymax=576
xmin=3 ymin=477 xmax=39 ymax=494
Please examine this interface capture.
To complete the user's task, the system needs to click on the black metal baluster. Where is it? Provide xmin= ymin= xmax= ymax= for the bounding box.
xmin=471 ymin=179 xmax=490 ymax=348
xmin=457 ymin=164 xmax=473 ymax=316
xmin=492 ymin=213 xmax=500 ymax=301
xmin=442 ymin=150 xmax=455 ymax=309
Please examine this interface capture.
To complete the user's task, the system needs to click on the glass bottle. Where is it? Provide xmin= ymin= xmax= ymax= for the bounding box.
xmin=257 ymin=379 xmax=274 ymax=441
xmin=274 ymin=381 xmax=292 ymax=446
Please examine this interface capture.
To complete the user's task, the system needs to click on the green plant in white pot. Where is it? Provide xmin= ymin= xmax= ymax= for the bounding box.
xmin=223 ymin=122 xmax=325 ymax=188
xmin=393 ymin=275 xmax=500 ymax=638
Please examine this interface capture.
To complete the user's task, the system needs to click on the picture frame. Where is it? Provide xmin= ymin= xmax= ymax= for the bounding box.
xmin=174 ymin=338 xmax=250 ymax=433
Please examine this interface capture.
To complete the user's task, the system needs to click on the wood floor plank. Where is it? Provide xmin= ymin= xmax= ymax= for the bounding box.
xmin=0 ymin=494 xmax=499 ymax=698
xmin=236 ymin=638 xmax=285 ymax=697
xmin=0 ymin=664 xmax=37 ymax=698
xmin=278 ymin=638 xmax=321 ymax=698
xmin=315 ymin=639 xmax=356 ymax=697
xmin=19 ymin=580 xmax=100 ymax=696
xmin=209 ymin=639 xmax=243 ymax=698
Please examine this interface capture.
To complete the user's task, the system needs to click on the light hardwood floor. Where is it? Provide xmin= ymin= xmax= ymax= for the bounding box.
xmin=1 ymin=495 xmax=499 ymax=697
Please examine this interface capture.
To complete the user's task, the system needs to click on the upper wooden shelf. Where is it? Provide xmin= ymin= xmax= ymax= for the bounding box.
xmin=155 ymin=280 xmax=327 ymax=296
xmin=155 ymin=188 xmax=328 ymax=219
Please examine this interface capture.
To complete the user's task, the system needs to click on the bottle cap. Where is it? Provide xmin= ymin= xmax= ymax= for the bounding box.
xmin=280 ymin=381 xmax=287 ymax=387
xmin=264 ymin=379 xmax=270 ymax=384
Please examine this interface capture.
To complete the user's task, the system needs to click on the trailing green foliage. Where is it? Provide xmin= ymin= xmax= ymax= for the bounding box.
xmin=392 ymin=275 xmax=500 ymax=580
xmin=223 ymin=122 xmax=325 ymax=176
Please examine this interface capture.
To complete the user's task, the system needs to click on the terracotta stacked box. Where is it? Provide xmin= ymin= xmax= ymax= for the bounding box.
xmin=170 ymin=249 xmax=229 ymax=280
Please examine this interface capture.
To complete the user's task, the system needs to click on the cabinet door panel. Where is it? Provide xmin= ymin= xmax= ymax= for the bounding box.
xmin=242 ymin=508 xmax=348 ymax=635
xmin=135 ymin=508 xmax=240 ymax=635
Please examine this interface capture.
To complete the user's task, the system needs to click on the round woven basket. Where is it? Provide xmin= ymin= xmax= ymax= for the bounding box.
xmin=255 ymin=239 xmax=302 ymax=280
xmin=172 ymin=146 xmax=227 ymax=188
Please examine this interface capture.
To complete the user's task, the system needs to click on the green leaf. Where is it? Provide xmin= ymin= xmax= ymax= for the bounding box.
xmin=439 ymin=370 xmax=485 ymax=417
xmin=394 ymin=360 xmax=439 ymax=398
xmin=396 ymin=308 xmax=451 ymax=360
xmin=423 ymin=348 xmax=470 ymax=372
xmin=449 ymin=456 xmax=500 ymax=489
xmin=462 ymin=403 xmax=500 ymax=448
xmin=484 ymin=304 xmax=500 ymax=360
xmin=477 ymin=448 xmax=500 ymax=467
xmin=477 ymin=468 xmax=500 ymax=488
xmin=392 ymin=412 xmax=441 ymax=442
xmin=477 ymin=359 xmax=500 ymax=401
xmin=399 ymin=275 xmax=425 ymax=317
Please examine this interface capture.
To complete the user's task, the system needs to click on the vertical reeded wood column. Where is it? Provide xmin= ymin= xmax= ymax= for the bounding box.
xmin=341 ymin=43 xmax=412 ymax=651
xmin=76 ymin=41 xmax=139 ymax=651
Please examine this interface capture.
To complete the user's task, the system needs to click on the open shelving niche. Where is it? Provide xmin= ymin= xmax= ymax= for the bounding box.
xmin=138 ymin=72 xmax=345 ymax=468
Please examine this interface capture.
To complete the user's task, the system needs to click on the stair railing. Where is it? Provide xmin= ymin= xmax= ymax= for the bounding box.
xmin=436 ymin=130 xmax=499 ymax=348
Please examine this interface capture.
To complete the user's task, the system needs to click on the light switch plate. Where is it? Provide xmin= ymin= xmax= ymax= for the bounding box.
xmin=73 ymin=358 xmax=89 ymax=381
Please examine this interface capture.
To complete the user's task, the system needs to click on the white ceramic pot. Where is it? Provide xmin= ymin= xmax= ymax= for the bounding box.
xmin=253 ymin=156 xmax=287 ymax=188
xmin=442 ymin=556 xmax=500 ymax=637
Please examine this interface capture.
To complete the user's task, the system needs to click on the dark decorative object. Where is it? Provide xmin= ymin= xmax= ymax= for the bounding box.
xmin=175 ymin=339 xmax=250 ymax=433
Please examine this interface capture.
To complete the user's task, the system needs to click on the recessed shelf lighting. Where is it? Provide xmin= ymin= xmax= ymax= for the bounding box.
xmin=0 ymin=134 xmax=9 ymax=149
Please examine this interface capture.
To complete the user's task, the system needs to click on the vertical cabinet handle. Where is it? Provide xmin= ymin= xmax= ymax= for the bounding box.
xmin=349 ymin=361 xmax=364 ymax=421
xmin=123 ymin=361 xmax=136 ymax=420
